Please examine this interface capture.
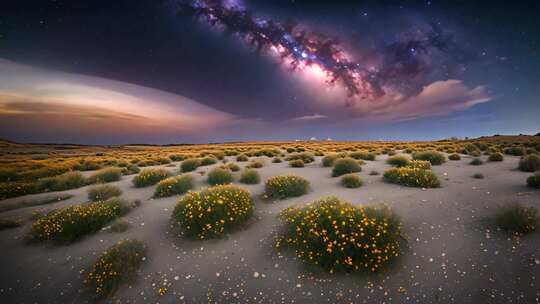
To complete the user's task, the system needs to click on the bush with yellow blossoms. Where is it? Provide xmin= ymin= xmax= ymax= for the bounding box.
xmin=86 ymin=239 xmax=146 ymax=297
xmin=132 ymin=168 xmax=171 ymax=188
xmin=28 ymin=197 xmax=131 ymax=243
xmin=264 ymin=175 xmax=310 ymax=199
xmin=277 ymin=196 xmax=401 ymax=273
xmin=383 ymin=167 xmax=440 ymax=188
xmin=153 ymin=174 xmax=194 ymax=198
xmin=172 ymin=185 xmax=253 ymax=239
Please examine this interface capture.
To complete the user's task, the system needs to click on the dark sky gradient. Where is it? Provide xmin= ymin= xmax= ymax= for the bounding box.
xmin=0 ymin=0 xmax=539 ymax=144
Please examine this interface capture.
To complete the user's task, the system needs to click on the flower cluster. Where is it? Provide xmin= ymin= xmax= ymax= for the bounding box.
xmin=383 ymin=167 xmax=440 ymax=188
xmin=86 ymin=239 xmax=146 ymax=297
xmin=28 ymin=198 xmax=128 ymax=243
xmin=153 ymin=174 xmax=194 ymax=198
xmin=172 ymin=185 xmax=254 ymax=239
xmin=132 ymin=168 xmax=171 ymax=187
xmin=406 ymin=160 xmax=432 ymax=170
xmin=277 ymin=197 xmax=401 ymax=273
xmin=264 ymin=175 xmax=310 ymax=199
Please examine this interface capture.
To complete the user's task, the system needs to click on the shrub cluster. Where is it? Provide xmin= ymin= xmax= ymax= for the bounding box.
xmin=181 ymin=158 xmax=201 ymax=172
xmin=239 ymin=169 xmax=260 ymax=184
xmin=207 ymin=167 xmax=233 ymax=185
xmin=488 ymin=152 xmax=504 ymax=162
xmin=340 ymin=174 xmax=363 ymax=188
xmin=246 ymin=159 xmax=265 ymax=169
xmin=200 ymin=156 xmax=218 ymax=166
xmin=289 ymin=159 xmax=305 ymax=168
xmin=37 ymin=171 xmax=86 ymax=192
xmin=412 ymin=151 xmax=445 ymax=165
xmin=493 ymin=203 xmax=537 ymax=234
xmin=406 ymin=160 xmax=432 ymax=170
xmin=272 ymin=157 xmax=282 ymax=163
xmin=87 ymin=167 xmax=122 ymax=184
xmin=28 ymin=198 xmax=130 ymax=243
xmin=383 ymin=167 xmax=440 ymax=188
xmin=264 ymin=175 xmax=310 ymax=199
xmin=277 ymin=197 xmax=401 ymax=273
xmin=286 ymin=153 xmax=315 ymax=164
xmin=349 ymin=151 xmax=376 ymax=161
xmin=332 ymin=158 xmax=361 ymax=177
xmin=321 ymin=154 xmax=339 ymax=167
xmin=154 ymin=174 xmax=194 ymax=198
xmin=86 ymin=239 xmax=146 ymax=297
xmin=236 ymin=154 xmax=249 ymax=162
xmin=132 ymin=168 xmax=171 ymax=187
xmin=448 ymin=153 xmax=461 ymax=161
xmin=504 ymin=146 xmax=525 ymax=156
xmin=224 ymin=163 xmax=240 ymax=172
xmin=470 ymin=158 xmax=483 ymax=166
xmin=518 ymin=154 xmax=540 ymax=172
xmin=386 ymin=155 xmax=410 ymax=167
xmin=88 ymin=184 xmax=122 ymax=201
xmin=172 ymin=185 xmax=254 ymax=239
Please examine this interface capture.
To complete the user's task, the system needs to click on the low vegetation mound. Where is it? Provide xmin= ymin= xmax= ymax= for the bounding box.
xmin=236 ymin=154 xmax=249 ymax=162
xmin=37 ymin=171 xmax=86 ymax=192
xmin=386 ymin=155 xmax=410 ymax=167
xmin=200 ymin=156 xmax=218 ymax=166
xmin=493 ymin=203 xmax=537 ymax=235
xmin=448 ymin=153 xmax=461 ymax=161
xmin=488 ymin=152 xmax=504 ymax=162
xmin=132 ymin=168 xmax=171 ymax=187
xmin=407 ymin=160 xmax=432 ymax=170
xmin=527 ymin=173 xmax=540 ymax=188
xmin=289 ymin=159 xmax=305 ymax=168
xmin=181 ymin=158 xmax=201 ymax=172
xmin=286 ymin=152 xmax=315 ymax=164
xmin=28 ymin=198 xmax=131 ymax=243
xmin=264 ymin=175 xmax=310 ymax=199
xmin=207 ymin=167 xmax=233 ymax=185
xmin=321 ymin=154 xmax=339 ymax=167
xmin=332 ymin=158 xmax=362 ymax=177
xmin=172 ymin=185 xmax=254 ymax=239
xmin=518 ymin=154 xmax=540 ymax=172
xmin=246 ymin=159 xmax=265 ymax=168
xmin=340 ymin=174 xmax=363 ymax=188
xmin=87 ymin=167 xmax=122 ymax=184
xmin=349 ymin=151 xmax=376 ymax=161
xmin=154 ymin=175 xmax=194 ymax=198
xmin=86 ymin=239 xmax=146 ymax=298
xmin=412 ymin=151 xmax=446 ymax=165
xmin=277 ymin=197 xmax=401 ymax=273
xmin=470 ymin=158 xmax=483 ymax=166
xmin=239 ymin=169 xmax=260 ymax=184
xmin=88 ymin=184 xmax=122 ymax=201
xmin=383 ymin=167 xmax=440 ymax=188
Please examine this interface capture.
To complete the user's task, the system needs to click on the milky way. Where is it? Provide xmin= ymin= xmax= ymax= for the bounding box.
xmin=176 ymin=0 xmax=476 ymax=104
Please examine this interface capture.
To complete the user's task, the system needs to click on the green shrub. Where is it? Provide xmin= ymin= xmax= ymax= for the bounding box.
xmin=236 ymin=154 xmax=249 ymax=162
xmin=413 ymin=151 xmax=445 ymax=165
xmin=470 ymin=158 xmax=483 ymax=166
xmin=493 ymin=203 xmax=537 ymax=234
xmin=86 ymin=239 xmax=146 ymax=297
xmin=277 ymin=197 xmax=401 ymax=273
xmin=0 ymin=181 xmax=38 ymax=199
xmin=383 ymin=167 xmax=440 ymax=188
xmin=88 ymin=184 xmax=122 ymax=201
xmin=207 ymin=167 xmax=233 ymax=185
xmin=121 ymin=164 xmax=140 ymax=175
xmin=172 ymin=185 xmax=253 ymax=239
xmin=340 ymin=174 xmax=363 ymax=188
xmin=272 ymin=157 xmax=282 ymax=163
xmin=386 ymin=155 xmax=410 ymax=167
xmin=200 ymin=156 xmax=218 ymax=166
xmin=37 ymin=171 xmax=86 ymax=192
xmin=153 ymin=175 xmax=194 ymax=198
xmin=239 ymin=169 xmax=260 ymax=184
xmin=527 ymin=173 xmax=540 ymax=188
xmin=264 ymin=175 xmax=310 ymax=199
xmin=488 ymin=152 xmax=504 ymax=162
xmin=28 ymin=198 xmax=131 ymax=243
xmin=181 ymin=158 xmax=201 ymax=172
xmin=518 ymin=154 xmax=540 ymax=172
xmin=321 ymin=154 xmax=339 ymax=167
xmin=448 ymin=153 xmax=461 ymax=161
xmin=469 ymin=150 xmax=481 ymax=157
xmin=246 ymin=159 xmax=265 ymax=169
xmin=87 ymin=167 xmax=122 ymax=184
xmin=406 ymin=160 xmax=431 ymax=170
xmin=225 ymin=163 xmax=240 ymax=172
xmin=504 ymin=146 xmax=525 ymax=156
xmin=332 ymin=158 xmax=361 ymax=177
xmin=132 ymin=168 xmax=171 ymax=187
xmin=289 ymin=159 xmax=305 ymax=168
xmin=286 ymin=152 xmax=315 ymax=164
xmin=349 ymin=151 xmax=376 ymax=161
xmin=169 ymin=154 xmax=186 ymax=162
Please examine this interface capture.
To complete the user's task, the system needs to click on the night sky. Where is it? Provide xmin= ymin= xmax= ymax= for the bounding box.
xmin=0 ymin=0 xmax=539 ymax=144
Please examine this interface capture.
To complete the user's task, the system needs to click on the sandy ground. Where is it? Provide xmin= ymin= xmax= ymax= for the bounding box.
xmin=0 ymin=154 xmax=539 ymax=304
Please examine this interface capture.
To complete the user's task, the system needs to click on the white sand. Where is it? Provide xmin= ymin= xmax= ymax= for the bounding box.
xmin=0 ymin=154 xmax=539 ymax=303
